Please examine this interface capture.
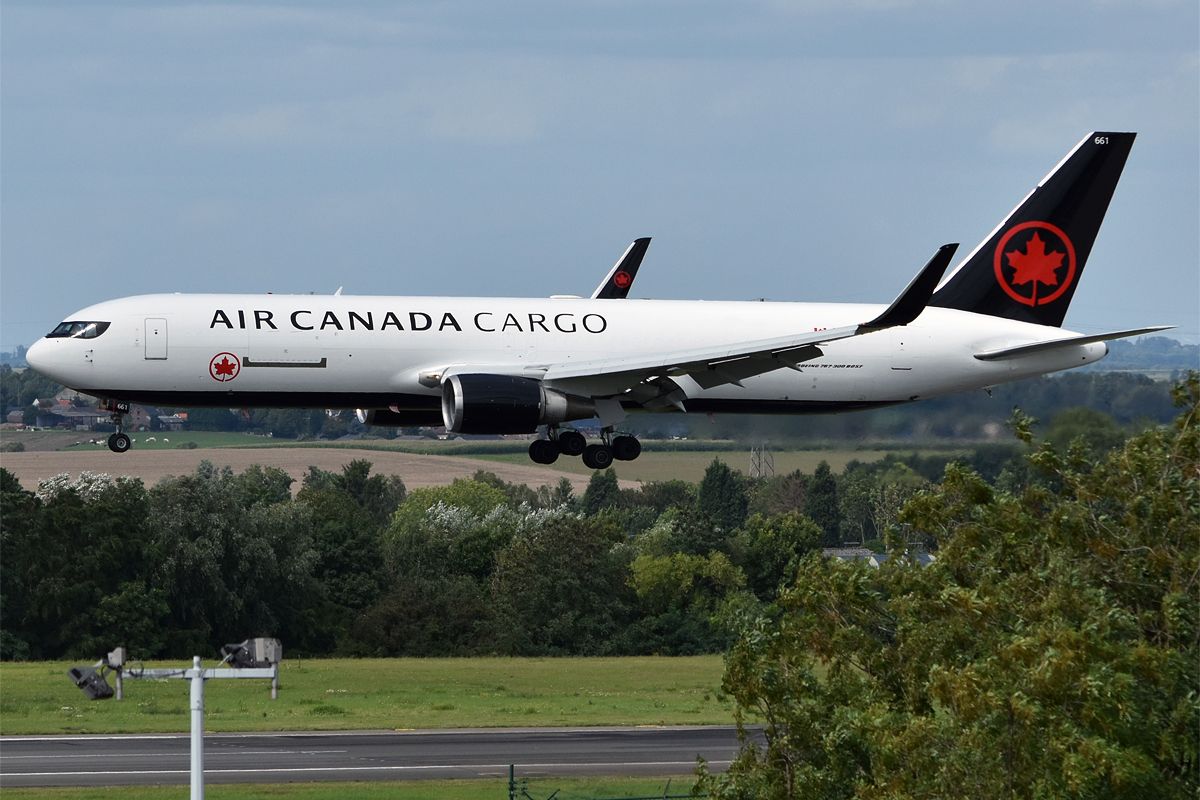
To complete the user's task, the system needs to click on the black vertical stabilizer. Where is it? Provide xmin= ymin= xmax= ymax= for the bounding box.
xmin=929 ymin=132 xmax=1135 ymax=327
xmin=593 ymin=237 xmax=650 ymax=299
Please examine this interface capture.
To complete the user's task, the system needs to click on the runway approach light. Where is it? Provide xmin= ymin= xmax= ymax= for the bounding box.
xmin=64 ymin=646 xmax=280 ymax=799
xmin=67 ymin=666 xmax=113 ymax=700
xmin=220 ymin=638 xmax=282 ymax=669
xmin=66 ymin=647 xmax=128 ymax=700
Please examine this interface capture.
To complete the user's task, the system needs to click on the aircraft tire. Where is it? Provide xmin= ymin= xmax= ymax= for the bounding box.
xmin=611 ymin=435 xmax=641 ymax=461
xmin=528 ymin=439 xmax=560 ymax=464
xmin=108 ymin=433 xmax=131 ymax=454
xmin=582 ymin=444 xmax=614 ymax=470
xmin=557 ymin=430 xmax=586 ymax=456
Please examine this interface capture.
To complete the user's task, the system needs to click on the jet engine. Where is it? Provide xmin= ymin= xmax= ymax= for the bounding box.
xmin=356 ymin=407 xmax=445 ymax=427
xmin=441 ymin=374 xmax=595 ymax=434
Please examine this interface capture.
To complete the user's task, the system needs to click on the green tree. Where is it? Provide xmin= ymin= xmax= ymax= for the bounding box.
xmin=150 ymin=462 xmax=319 ymax=654
xmin=303 ymin=460 xmax=406 ymax=525
xmin=535 ymin=477 xmax=575 ymax=509
xmin=184 ymin=407 xmax=240 ymax=431
xmin=231 ymin=464 xmax=293 ymax=507
xmin=748 ymin=469 xmax=808 ymax=516
xmin=626 ymin=551 xmax=747 ymax=654
xmin=580 ymin=468 xmax=621 ymax=515
xmin=1044 ymin=406 xmax=1126 ymax=456
xmin=700 ymin=375 xmax=1200 ymax=800
xmin=803 ymin=461 xmax=839 ymax=547
xmin=729 ymin=512 xmax=822 ymax=600
xmin=635 ymin=479 xmax=696 ymax=514
xmin=697 ymin=459 xmax=749 ymax=532
xmin=491 ymin=516 xmax=631 ymax=655
xmin=297 ymin=484 xmax=384 ymax=611
xmin=0 ymin=471 xmax=163 ymax=659
xmin=346 ymin=574 xmax=494 ymax=656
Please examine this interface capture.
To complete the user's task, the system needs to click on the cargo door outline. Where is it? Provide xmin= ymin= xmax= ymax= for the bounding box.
xmin=145 ymin=318 xmax=167 ymax=360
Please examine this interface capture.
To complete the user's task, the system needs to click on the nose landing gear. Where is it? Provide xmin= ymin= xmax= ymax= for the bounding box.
xmin=102 ymin=401 xmax=132 ymax=453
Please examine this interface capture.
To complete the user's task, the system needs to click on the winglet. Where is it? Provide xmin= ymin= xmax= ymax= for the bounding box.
xmin=592 ymin=237 xmax=651 ymax=299
xmin=858 ymin=243 xmax=958 ymax=332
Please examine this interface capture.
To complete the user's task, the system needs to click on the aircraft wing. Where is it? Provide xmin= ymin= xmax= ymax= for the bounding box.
xmin=591 ymin=238 xmax=651 ymax=299
xmin=973 ymin=325 xmax=1175 ymax=361
xmin=535 ymin=243 xmax=958 ymax=394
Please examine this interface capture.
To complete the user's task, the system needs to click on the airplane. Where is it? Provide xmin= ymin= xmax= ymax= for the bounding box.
xmin=353 ymin=237 xmax=651 ymax=427
xmin=27 ymin=131 xmax=1170 ymax=468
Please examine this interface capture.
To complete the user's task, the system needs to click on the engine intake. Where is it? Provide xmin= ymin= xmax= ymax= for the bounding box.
xmin=441 ymin=374 xmax=595 ymax=434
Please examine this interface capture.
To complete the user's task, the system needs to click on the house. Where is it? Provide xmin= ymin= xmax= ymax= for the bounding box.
xmin=823 ymin=547 xmax=936 ymax=568
xmin=27 ymin=397 xmax=164 ymax=432
xmin=157 ymin=414 xmax=187 ymax=431
xmin=823 ymin=547 xmax=874 ymax=562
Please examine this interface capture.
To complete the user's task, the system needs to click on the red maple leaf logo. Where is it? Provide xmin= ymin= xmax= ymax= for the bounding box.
xmin=213 ymin=357 xmax=236 ymax=377
xmin=1005 ymin=232 xmax=1064 ymax=288
xmin=993 ymin=221 xmax=1077 ymax=307
xmin=614 ymin=270 xmax=632 ymax=289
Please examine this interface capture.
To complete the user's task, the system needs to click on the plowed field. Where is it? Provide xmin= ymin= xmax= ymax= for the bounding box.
xmin=0 ymin=447 xmax=612 ymax=492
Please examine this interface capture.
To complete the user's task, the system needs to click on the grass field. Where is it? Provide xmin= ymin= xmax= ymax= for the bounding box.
xmin=0 ymin=657 xmax=729 ymax=735
xmin=473 ymin=448 xmax=901 ymax=483
xmin=0 ymin=775 xmax=699 ymax=800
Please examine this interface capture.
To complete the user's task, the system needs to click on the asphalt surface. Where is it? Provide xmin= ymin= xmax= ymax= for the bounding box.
xmin=0 ymin=726 xmax=746 ymax=787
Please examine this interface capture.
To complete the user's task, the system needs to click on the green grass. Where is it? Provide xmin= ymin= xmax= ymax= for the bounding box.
xmin=476 ymin=448 xmax=902 ymax=483
xmin=0 ymin=775 xmax=697 ymax=800
xmin=0 ymin=657 xmax=729 ymax=735
xmin=25 ymin=430 xmax=280 ymax=451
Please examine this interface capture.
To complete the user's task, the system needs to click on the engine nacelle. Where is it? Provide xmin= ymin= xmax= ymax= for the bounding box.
xmin=356 ymin=407 xmax=445 ymax=427
xmin=441 ymin=374 xmax=595 ymax=434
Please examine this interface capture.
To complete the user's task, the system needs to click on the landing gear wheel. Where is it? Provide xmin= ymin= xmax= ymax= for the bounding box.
xmin=582 ymin=444 xmax=614 ymax=470
xmin=108 ymin=432 xmax=131 ymax=454
xmin=611 ymin=435 xmax=641 ymax=461
xmin=557 ymin=430 xmax=586 ymax=456
xmin=528 ymin=439 xmax=560 ymax=465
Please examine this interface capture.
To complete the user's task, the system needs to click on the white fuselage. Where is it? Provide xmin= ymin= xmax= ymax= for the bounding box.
xmin=26 ymin=292 xmax=1107 ymax=417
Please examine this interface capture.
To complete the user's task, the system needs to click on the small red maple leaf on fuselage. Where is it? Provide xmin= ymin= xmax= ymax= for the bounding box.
xmin=1006 ymin=232 xmax=1064 ymax=288
xmin=214 ymin=357 xmax=236 ymax=377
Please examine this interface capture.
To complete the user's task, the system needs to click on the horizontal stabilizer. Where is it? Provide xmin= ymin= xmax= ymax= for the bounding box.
xmin=973 ymin=325 xmax=1175 ymax=361
xmin=858 ymin=244 xmax=958 ymax=332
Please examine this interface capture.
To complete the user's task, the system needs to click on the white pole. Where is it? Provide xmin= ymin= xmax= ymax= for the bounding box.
xmin=189 ymin=656 xmax=204 ymax=800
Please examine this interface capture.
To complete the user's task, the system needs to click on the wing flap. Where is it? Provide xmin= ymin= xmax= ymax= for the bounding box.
xmin=544 ymin=242 xmax=955 ymax=389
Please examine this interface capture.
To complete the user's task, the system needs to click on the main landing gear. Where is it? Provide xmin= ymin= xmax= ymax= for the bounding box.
xmin=528 ymin=426 xmax=642 ymax=469
xmin=102 ymin=401 xmax=132 ymax=453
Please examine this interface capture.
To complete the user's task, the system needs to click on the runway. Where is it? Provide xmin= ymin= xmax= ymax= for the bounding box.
xmin=0 ymin=726 xmax=746 ymax=787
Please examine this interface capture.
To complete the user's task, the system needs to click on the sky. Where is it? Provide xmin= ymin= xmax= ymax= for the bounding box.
xmin=2 ymin=0 xmax=1197 ymax=351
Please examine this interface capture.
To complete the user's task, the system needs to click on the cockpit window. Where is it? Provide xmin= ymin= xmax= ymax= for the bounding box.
xmin=46 ymin=321 xmax=111 ymax=340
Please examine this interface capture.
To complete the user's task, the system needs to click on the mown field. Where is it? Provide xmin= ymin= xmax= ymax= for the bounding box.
xmin=0 ymin=657 xmax=729 ymax=735
xmin=0 ymin=775 xmax=699 ymax=800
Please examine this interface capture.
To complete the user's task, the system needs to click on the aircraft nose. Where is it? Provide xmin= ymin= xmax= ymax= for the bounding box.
xmin=25 ymin=338 xmax=49 ymax=373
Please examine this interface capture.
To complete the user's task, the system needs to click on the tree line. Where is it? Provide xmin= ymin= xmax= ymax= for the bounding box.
xmin=0 ymin=395 xmax=1169 ymax=662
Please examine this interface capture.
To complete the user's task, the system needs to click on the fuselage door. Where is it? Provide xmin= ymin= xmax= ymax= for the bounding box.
xmin=145 ymin=318 xmax=167 ymax=360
